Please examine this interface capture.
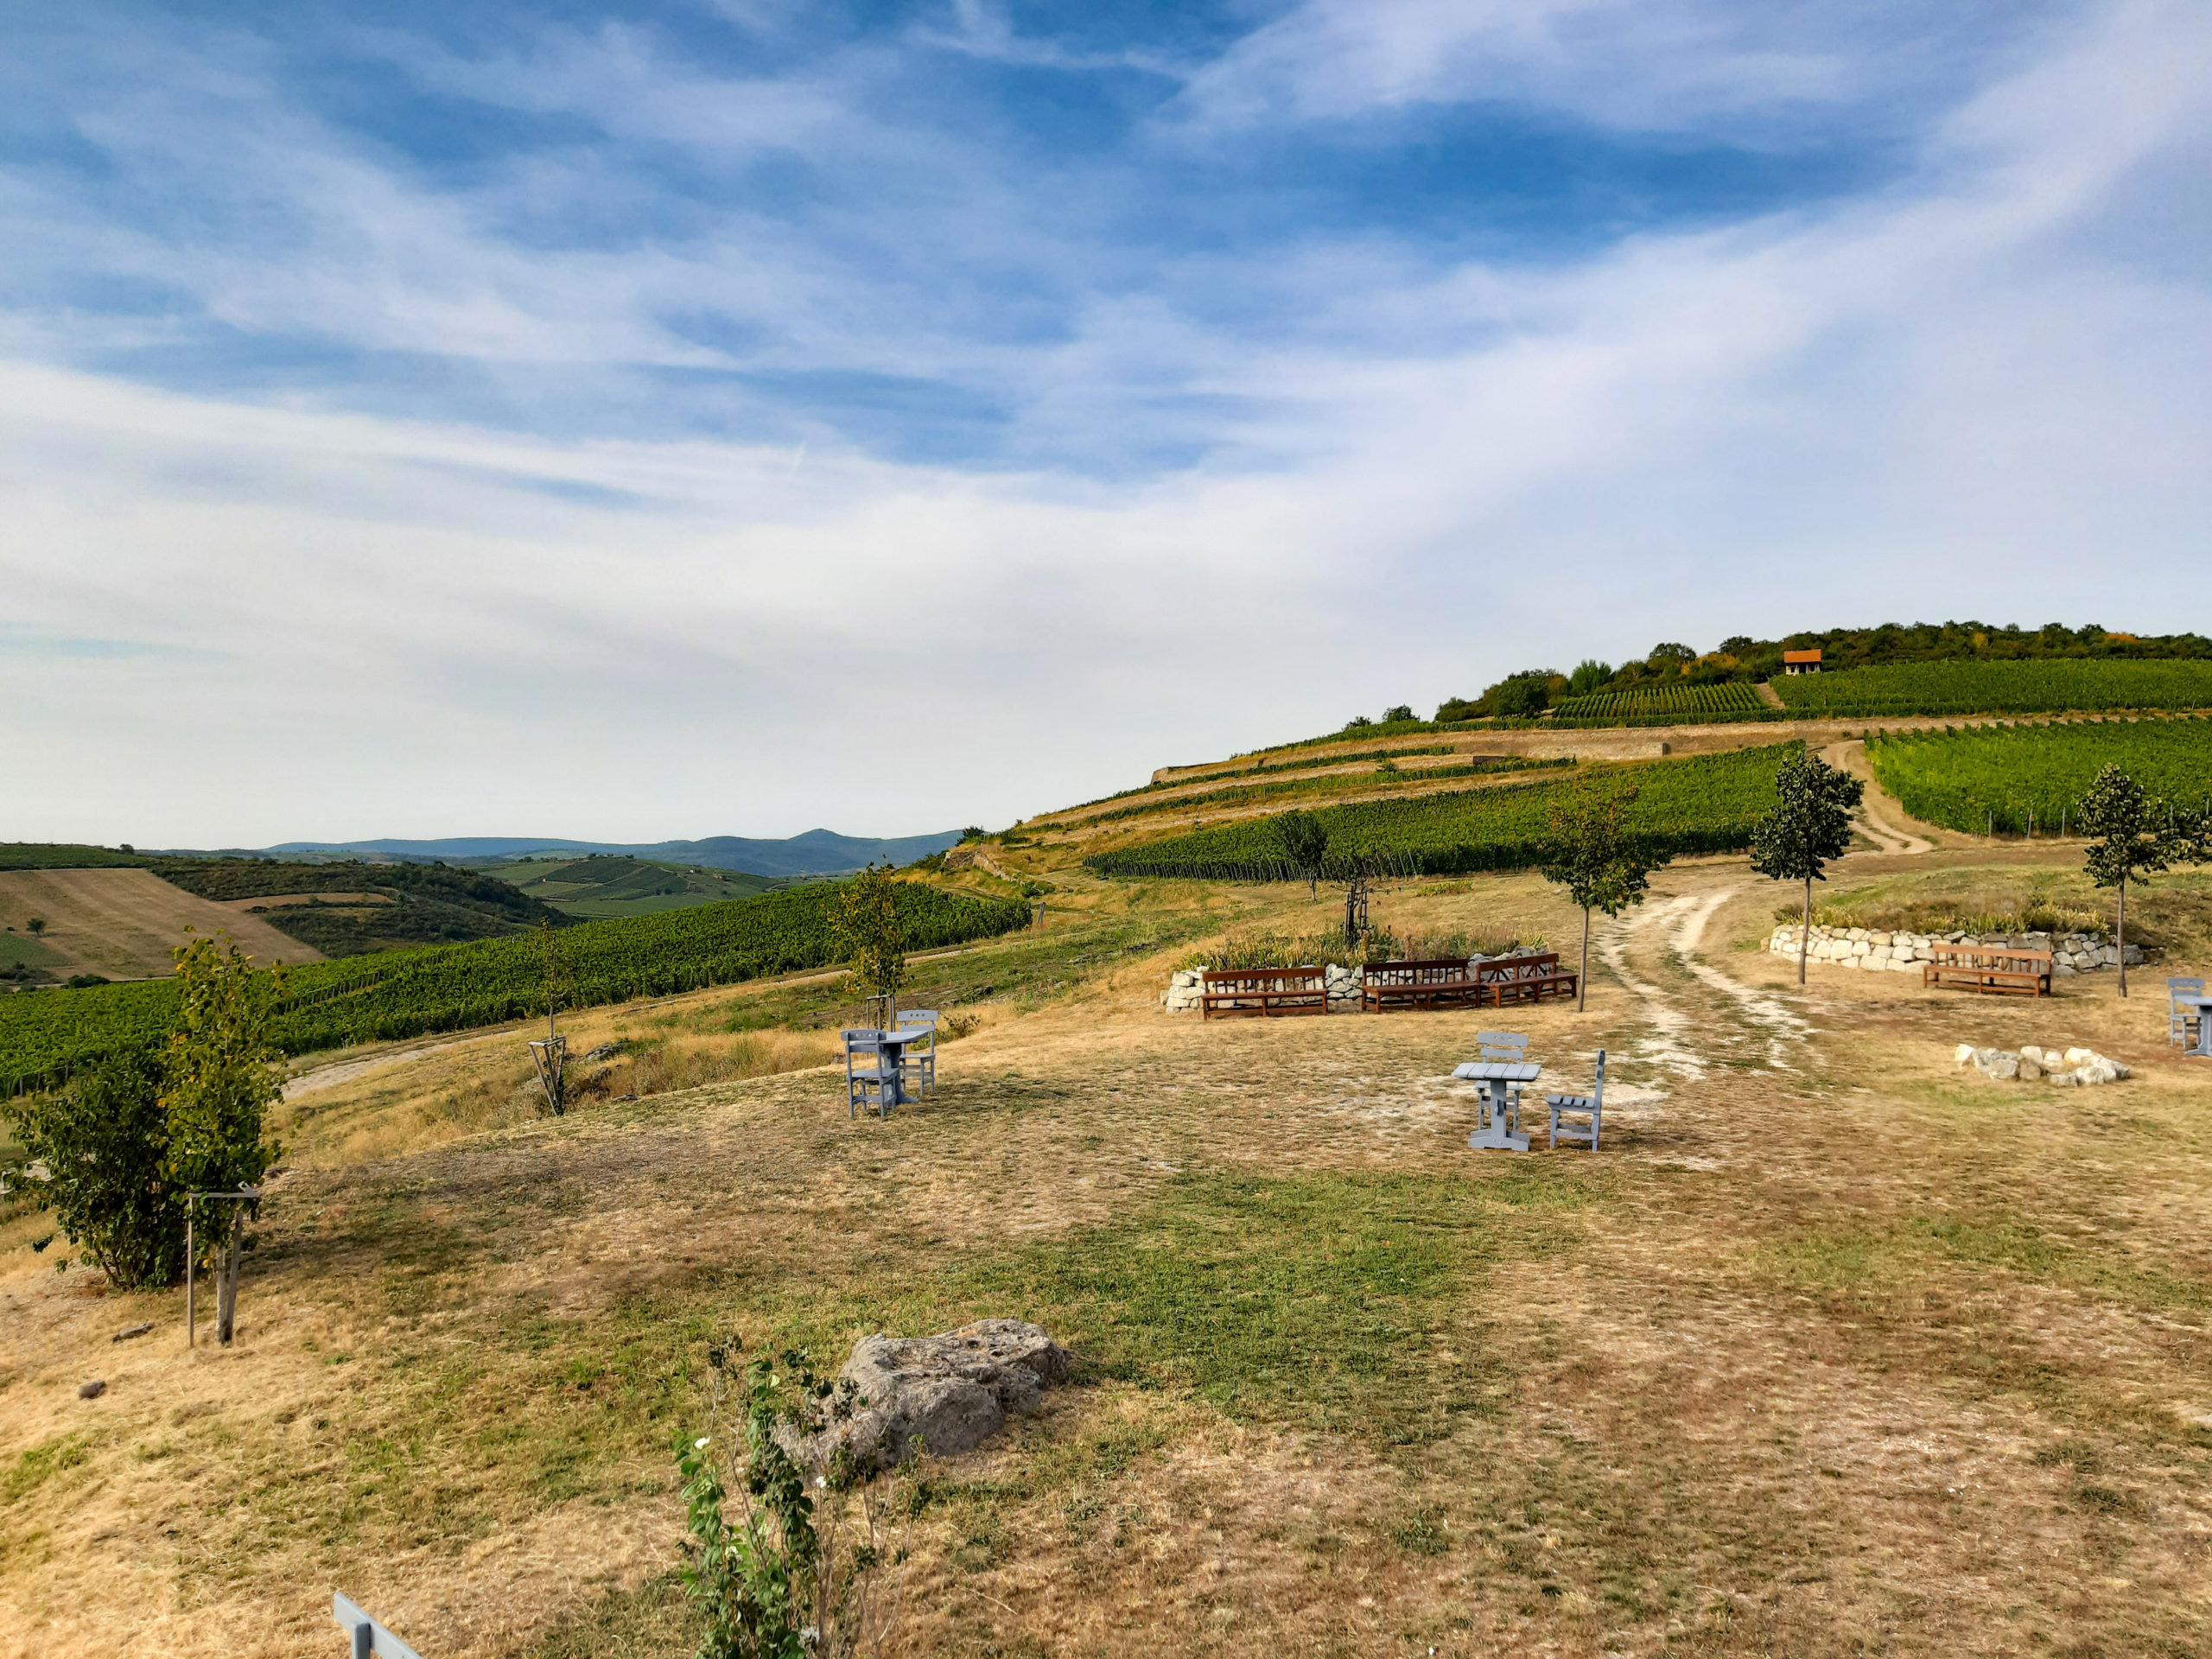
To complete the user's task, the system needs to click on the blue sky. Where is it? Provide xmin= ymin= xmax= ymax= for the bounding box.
xmin=4 ymin=1 xmax=2209 ymax=842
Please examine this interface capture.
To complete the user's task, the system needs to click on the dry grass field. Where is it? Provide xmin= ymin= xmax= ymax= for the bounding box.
xmin=6 ymin=825 xmax=2212 ymax=1657
xmin=0 ymin=869 xmax=324 ymax=982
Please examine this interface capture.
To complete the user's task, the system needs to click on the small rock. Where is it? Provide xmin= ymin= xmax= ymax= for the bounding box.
xmin=1973 ymin=1049 xmax=2021 ymax=1081
xmin=1954 ymin=1043 xmax=1977 ymax=1066
xmin=2018 ymin=1058 xmax=2043 ymax=1082
xmin=112 ymin=1322 xmax=154 ymax=1343
xmin=584 ymin=1042 xmax=623 ymax=1062
xmin=79 ymin=1379 xmax=105 ymax=1399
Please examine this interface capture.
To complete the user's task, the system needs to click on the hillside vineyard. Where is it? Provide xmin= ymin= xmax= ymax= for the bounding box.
xmin=1086 ymin=744 xmax=1791 ymax=880
xmin=0 ymin=881 xmax=1029 ymax=1096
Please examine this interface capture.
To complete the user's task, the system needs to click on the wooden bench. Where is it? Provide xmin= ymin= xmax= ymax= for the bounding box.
xmin=1923 ymin=946 xmax=2052 ymax=997
xmin=1362 ymin=958 xmax=1480 ymax=1013
xmin=1476 ymin=952 xmax=1579 ymax=1007
xmin=1201 ymin=966 xmax=1329 ymax=1020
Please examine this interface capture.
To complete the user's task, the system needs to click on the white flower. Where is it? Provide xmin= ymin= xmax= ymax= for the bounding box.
xmin=695 ymin=1437 xmax=711 ymax=1450
xmin=815 ymin=1475 xmax=827 ymax=1489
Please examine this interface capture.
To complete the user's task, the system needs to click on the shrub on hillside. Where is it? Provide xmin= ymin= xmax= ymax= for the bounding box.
xmin=6 ymin=1048 xmax=185 ymax=1289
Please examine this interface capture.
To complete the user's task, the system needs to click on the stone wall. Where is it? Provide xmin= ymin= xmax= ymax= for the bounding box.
xmin=1769 ymin=924 xmax=2139 ymax=976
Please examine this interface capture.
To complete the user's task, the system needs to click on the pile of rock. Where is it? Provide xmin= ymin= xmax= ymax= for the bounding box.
xmin=1955 ymin=1044 xmax=2130 ymax=1085
xmin=1160 ymin=968 xmax=1211 ymax=1012
xmin=1771 ymin=924 xmax=2139 ymax=976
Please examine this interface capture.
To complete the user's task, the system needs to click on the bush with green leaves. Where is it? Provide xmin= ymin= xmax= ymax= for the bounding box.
xmin=4 ymin=1048 xmax=183 ymax=1289
xmin=677 ymin=1340 xmax=910 ymax=1659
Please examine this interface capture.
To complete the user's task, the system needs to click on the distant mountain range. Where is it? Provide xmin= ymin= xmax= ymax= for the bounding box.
xmin=255 ymin=829 xmax=965 ymax=879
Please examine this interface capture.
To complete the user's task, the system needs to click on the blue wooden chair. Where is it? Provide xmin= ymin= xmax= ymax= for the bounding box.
xmin=2170 ymin=979 xmax=2204 ymax=1048
xmin=842 ymin=1029 xmax=897 ymax=1118
xmin=1478 ymin=1030 xmax=1530 ymax=1115
xmin=1547 ymin=1051 xmax=1605 ymax=1151
xmin=894 ymin=1008 xmax=938 ymax=1096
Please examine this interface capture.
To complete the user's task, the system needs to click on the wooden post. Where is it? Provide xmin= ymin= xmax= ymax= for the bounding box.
xmin=185 ymin=1196 xmax=194 ymax=1350
xmin=1799 ymin=874 xmax=1813 ymax=986
xmin=2118 ymin=878 xmax=2129 ymax=999
xmin=217 ymin=1205 xmax=241 ymax=1345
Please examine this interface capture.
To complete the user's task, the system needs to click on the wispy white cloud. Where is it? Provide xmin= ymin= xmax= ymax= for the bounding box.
xmin=1 ymin=1 xmax=2207 ymax=842
xmin=1174 ymin=0 xmax=1886 ymax=131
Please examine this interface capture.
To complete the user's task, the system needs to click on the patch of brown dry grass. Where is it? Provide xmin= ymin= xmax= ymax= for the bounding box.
xmin=6 ymin=849 xmax=2212 ymax=1657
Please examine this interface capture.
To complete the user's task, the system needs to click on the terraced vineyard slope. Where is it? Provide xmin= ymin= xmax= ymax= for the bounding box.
xmin=1087 ymin=743 xmax=1793 ymax=879
xmin=1552 ymin=682 xmax=1768 ymax=721
xmin=1777 ymin=659 xmax=2212 ymax=717
xmin=1866 ymin=716 xmax=2212 ymax=836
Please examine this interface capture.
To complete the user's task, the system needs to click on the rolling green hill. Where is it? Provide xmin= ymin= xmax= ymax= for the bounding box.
xmin=487 ymin=855 xmax=797 ymax=918
xmin=0 ymin=880 xmax=1030 ymax=1096
xmin=0 ymin=846 xmax=562 ymax=959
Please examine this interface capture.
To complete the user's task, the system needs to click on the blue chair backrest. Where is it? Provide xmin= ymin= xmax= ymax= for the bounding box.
xmin=1478 ymin=1032 xmax=1529 ymax=1062
xmin=896 ymin=1009 xmax=938 ymax=1027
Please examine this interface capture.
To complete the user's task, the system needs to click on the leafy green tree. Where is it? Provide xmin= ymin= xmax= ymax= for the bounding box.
xmin=26 ymin=918 xmax=45 ymax=936
xmin=832 ymin=865 xmax=909 ymax=1025
xmin=1750 ymin=751 xmax=1866 ymax=984
xmin=1541 ymin=775 xmax=1671 ymax=1011
xmin=2076 ymin=764 xmax=2198 ymax=997
xmin=1274 ymin=810 xmax=1329 ymax=897
xmin=161 ymin=931 xmax=284 ymax=1343
xmin=1382 ymin=704 xmax=1414 ymax=724
xmin=1486 ymin=672 xmax=1553 ymax=718
xmin=4 ymin=1049 xmax=185 ymax=1288
xmin=1566 ymin=659 xmax=1613 ymax=696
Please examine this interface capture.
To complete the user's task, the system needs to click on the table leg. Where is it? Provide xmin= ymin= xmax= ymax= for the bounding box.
xmin=1467 ymin=1078 xmax=1532 ymax=1152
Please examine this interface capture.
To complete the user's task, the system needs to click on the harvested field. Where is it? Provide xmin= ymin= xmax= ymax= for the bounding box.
xmin=0 ymin=868 xmax=324 ymax=981
xmin=6 ymin=829 xmax=2212 ymax=1658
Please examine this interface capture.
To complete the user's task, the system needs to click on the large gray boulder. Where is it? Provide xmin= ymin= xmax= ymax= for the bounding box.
xmin=830 ymin=1319 xmax=1071 ymax=1469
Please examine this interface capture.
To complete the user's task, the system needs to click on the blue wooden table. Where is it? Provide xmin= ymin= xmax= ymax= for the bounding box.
xmin=1452 ymin=1060 xmax=1541 ymax=1151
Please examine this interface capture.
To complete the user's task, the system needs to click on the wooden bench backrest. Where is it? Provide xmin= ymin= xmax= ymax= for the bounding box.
xmin=1202 ymin=966 xmax=1326 ymax=988
xmin=1366 ymin=958 xmax=1474 ymax=984
xmin=1929 ymin=946 xmax=2052 ymax=969
xmin=1475 ymin=952 xmax=1562 ymax=981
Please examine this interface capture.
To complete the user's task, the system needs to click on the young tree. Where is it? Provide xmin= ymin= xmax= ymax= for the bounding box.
xmin=1274 ymin=810 xmax=1329 ymax=897
xmin=161 ymin=931 xmax=284 ymax=1344
xmin=1540 ymin=774 xmax=1671 ymax=1011
xmin=530 ymin=917 xmax=573 ymax=1115
xmin=2075 ymin=764 xmax=2191 ymax=998
xmin=833 ymin=865 xmax=909 ymax=1027
xmin=1749 ymin=750 xmax=1866 ymax=985
xmin=5 ymin=1049 xmax=185 ymax=1288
